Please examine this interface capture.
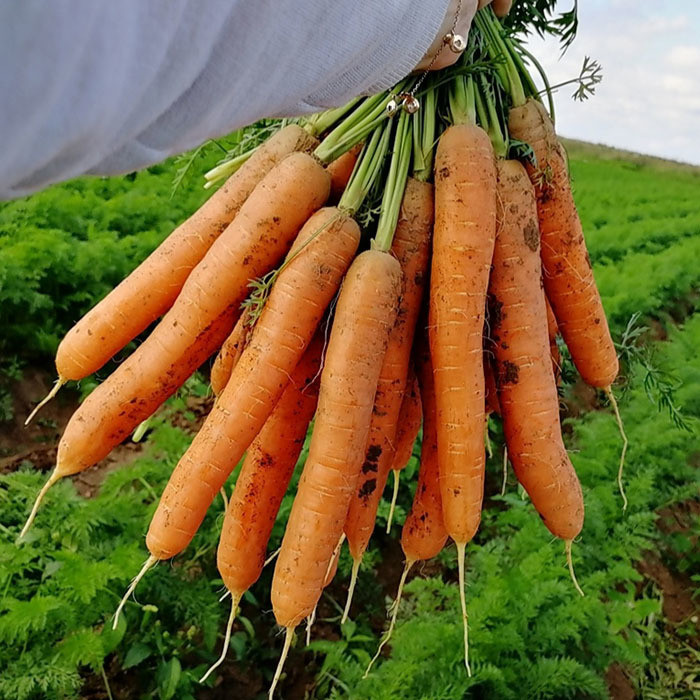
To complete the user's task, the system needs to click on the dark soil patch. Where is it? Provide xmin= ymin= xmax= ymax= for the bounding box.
xmin=606 ymin=663 xmax=636 ymax=700
xmin=170 ymin=394 xmax=215 ymax=435
xmin=560 ymin=376 xmax=600 ymax=424
xmin=0 ymin=367 xmax=79 ymax=463
xmin=637 ymin=498 xmax=700 ymax=626
xmin=0 ymin=367 xmax=148 ymax=497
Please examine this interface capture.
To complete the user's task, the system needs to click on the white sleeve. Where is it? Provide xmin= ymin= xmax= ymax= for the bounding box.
xmin=0 ymin=0 xmax=451 ymax=199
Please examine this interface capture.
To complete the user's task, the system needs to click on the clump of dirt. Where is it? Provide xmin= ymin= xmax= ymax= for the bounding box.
xmin=606 ymin=663 xmax=636 ymax=700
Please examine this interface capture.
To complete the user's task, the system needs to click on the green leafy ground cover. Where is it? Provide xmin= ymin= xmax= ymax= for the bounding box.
xmin=0 ymin=143 xmax=698 ymax=699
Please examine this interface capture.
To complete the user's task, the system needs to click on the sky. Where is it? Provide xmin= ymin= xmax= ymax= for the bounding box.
xmin=525 ymin=0 xmax=700 ymax=164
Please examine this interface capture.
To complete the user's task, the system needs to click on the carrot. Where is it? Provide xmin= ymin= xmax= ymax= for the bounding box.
xmin=201 ymin=332 xmax=323 ymax=683
xmin=430 ymin=122 xmax=495 ymax=546
xmin=545 ymin=294 xmax=558 ymax=345
xmin=268 ymin=249 xmax=401 ymax=694
xmin=508 ymin=99 xmax=627 ymax=508
xmin=210 ymin=307 xmax=253 ymax=397
xmin=508 ymin=99 xmax=618 ymax=389
xmin=26 ymin=125 xmax=317 ymax=424
xmin=401 ymin=333 xmax=448 ymax=564
xmin=326 ymin=144 xmax=362 ymax=202
xmin=208 ymin=143 xmax=361 ymax=397
xmin=483 ymin=349 xmax=498 ymax=463
xmin=365 ymin=331 xmax=446 ymax=676
xmin=341 ymin=178 xmax=433 ymax=621
xmin=544 ymin=296 xmax=562 ymax=381
xmin=305 ymin=531 xmax=346 ymax=646
xmin=430 ymin=120 xmax=496 ymax=674
xmin=20 ymin=153 xmax=330 ymax=538
xmin=146 ymin=207 xmax=360 ymax=560
xmin=272 ymin=249 xmax=401 ymax=625
xmin=484 ymin=351 xmax=500 ymax=417
xmin=385 ymin=367 xmax=421 ymax=533
xmin=488 ymin=158 xmax=584 ymax=549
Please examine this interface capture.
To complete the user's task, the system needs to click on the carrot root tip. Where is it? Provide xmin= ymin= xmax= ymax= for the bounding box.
xmin=268 ymin=626 xmax=294 ymax=699
xmin=219 ymin=487 xmax=229 ymax=512
xmin=605 ymin=387 xmax=629 ymax=512
xmin=456 ymin=542 xmax=472 ymax=677
xmin=132 ymin=418 xmax=151 ymax=443
xmin=24 ymin=378 xmax=65 ymax=426
xmin=565 ymin=540 xmax=584 ymax=597
xmin=112 ymin=555 xmax=157 ymax=630
xmin=364 ymin=559 xmax=414 ymax=679
xmin=18 ymin=468 xmax=60 ymax=540
xmin=341 ymin=557 xmax=361 ymax=624
xmin=264 ymin=547 xmax=281 ymax=568
xmin=386 ymin=470 xmax=400 ymax=534
xmin=200 ymin=593 xmax=240 ymax=683
xmin=500 ymin=447 xmax=509 ymax=497
xmin=305 ymin=605 xmax=317 ymax=646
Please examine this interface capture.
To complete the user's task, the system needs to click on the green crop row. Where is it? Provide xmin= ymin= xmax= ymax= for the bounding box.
xmin=595 ymin=234 xmax=700 ymax=326
xmin=321 ymin=313 xmax=700 ymax=700
xmin=2 ymin=312 xmax=697 ymax=699
xmin=0 ymin=161 xmax=216 ymax=363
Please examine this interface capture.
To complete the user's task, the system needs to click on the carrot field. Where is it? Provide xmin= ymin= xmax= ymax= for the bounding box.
xmin=0 ymin=138 xmax=698 ymax=700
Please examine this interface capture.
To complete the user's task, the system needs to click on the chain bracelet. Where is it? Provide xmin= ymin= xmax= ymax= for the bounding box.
xmin=387 ymin=0 xmax=466 ymax=116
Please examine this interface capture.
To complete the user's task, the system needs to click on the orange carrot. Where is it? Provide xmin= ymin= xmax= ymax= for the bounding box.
xmin=430 ymin=123 xmax=496 ymax=675
xmin=210 ymin=308 xmax=253 ymax=397
xmin=545 ymin=295 xmax=558 ymax=345
xmin=508 ymin=99 xmax=618 ymax=389
xmin=272 ymin=249 xmax=401 ymax=633
xmin=146 ymin=208 xmax=360 ymax=560
xmin=430 ymin=123 xmax=496 ymax=546
xmin=484 ymin=350 xmax=500 ymax=417
xmin=217 ymin=332 xmax=322 ymax=598
xmin=327 ymin=144 xmax=362 ymax=202
xmin=509 ymin=100 xmax=627 ymax=509
xmin=488 ymin=159 xmax=584 ymax=543
xmin=26 ymin=126 xmax=317 ymax=425
xmin=385 ymin=367 xmax=421 ymax=533
xmin=401 ymin=332 xmax=448 ymax=563
xmin=391 ymin=368 xmax=422 ymax=472
xmin=365 ymin=329 xmax=446 ymax=677
xmin=341 ymin=178 xmax=433 ymax=620
xmin=202 ymin=333 xmax=324 ymax=682
xmin=20 ymin=153 xmax=330 ymax=538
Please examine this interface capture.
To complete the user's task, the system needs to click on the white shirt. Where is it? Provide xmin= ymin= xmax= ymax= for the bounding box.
xmin=0 ymin=0 xmax=456 ymax=199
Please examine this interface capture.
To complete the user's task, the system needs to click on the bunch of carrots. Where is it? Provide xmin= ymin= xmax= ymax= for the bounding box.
xmin=16 ymin=10 xmax=628 ymax=696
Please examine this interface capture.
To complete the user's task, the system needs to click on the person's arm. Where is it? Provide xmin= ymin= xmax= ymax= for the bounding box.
xmin=0 ymin=0 xmax=502 ymax=199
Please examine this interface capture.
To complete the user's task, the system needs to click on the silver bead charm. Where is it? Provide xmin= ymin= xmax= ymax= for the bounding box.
xmin=402 ymin=95 xmax=420 ymax=114
xmin=444 ymin=32 xmax=466 ymax=53
xmin=385 ymin=98 xmax=399 ymax=116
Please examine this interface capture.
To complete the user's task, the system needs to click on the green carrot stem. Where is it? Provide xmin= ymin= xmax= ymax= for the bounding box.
xmin=475 ymin=10 xmax=526 ymax=107
xmin=305 ymin=97 xmax=362 ymax=137
xmin=510 ymin=38 xmax=555 ymax=123
xmin=315 ymin=81 xmax=408 ymax=163
xmin=373 ymin=110 xmax=412 ymax=252
xmin=203 ymin=149 xmax=257 ymax=188
xmin=449 ymin=75 xmax=477 ymax=126
xmin=477 ymin=74 xmax=508 ymax=158
xmin=413 ymin=85 xmax=436 ymax=182
xmin=339 ymin=119 xmax=393 ymax=215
